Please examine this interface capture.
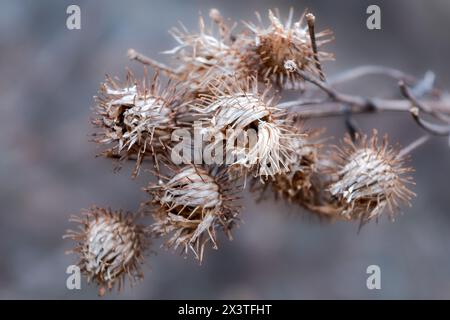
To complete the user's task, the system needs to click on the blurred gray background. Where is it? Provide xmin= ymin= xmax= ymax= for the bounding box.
xmin=1 ymin=0 xmax=450 ymax=299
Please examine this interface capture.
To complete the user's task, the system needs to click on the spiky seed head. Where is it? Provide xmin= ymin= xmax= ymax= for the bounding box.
xmin=328 ymin=130 xmax=415 ymax=223
xmin=64 ymin=207 xmax=148 ymax=295
xmin=147 ymin=166 xmax=240 ymax=263
xmin=195 ymin=79 xmax=297 ymax=179
xmin=159 ymin=167 xmax=222 ymax=208
xmin=164 ymin=12 xmax=244 ymax=96
xmin=241 ymin=9 xmax=333 ymax=88
xmin=93 ymin=72 xmax=177 ymax=176
xmin=252 ymin=127 xmax=322 ymax=205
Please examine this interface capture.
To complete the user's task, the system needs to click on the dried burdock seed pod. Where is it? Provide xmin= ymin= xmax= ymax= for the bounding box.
xmin=92 ymin=71 xmax=180 ymax=176
xmin=328 ymin=130 xmax=416 ymax=224
xmin=64 ymin=206 xmax=148 ymax=296
xmin=146 ymin=166 xmax=240 ymax=263
xmin=195 ymin=78 xmax=297 ymax=179
xmin=241 ymin=9 xmax=333 ymax=88
xmin=164 ymin=10 xmax=244 ymax=95
xmin=252 ymin=127 xmax=322 ymax=205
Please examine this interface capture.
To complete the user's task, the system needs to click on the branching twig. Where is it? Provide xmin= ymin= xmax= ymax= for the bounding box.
xmin=282 ymin=61 xmax=450 ymax=136
xmin=398 ymin=80 xmax=450 ymax=135
xmin=284 ymin=100 xmax=450 ymax=117
xmin=409 ymin=107 xmax=450 ymax=136
xmin=127 ymin=48 xmax=178 ymax=76
xmin=399 ymin=81 xmax=450 ymax=122
xmin=328 ymin=65 xmax=441 ymax=97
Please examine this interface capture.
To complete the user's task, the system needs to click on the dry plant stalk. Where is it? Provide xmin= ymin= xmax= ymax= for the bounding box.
xmin=64 ymin=8 xmax=450 ymax=295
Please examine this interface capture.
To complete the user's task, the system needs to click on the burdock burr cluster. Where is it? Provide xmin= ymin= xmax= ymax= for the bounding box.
xmin=65 ymin=8 xmax=450 ymax=295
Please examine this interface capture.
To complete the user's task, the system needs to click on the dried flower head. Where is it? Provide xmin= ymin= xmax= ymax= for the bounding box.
xmin=241 ymin=9 xmax=333 ymax=88
xmin=195 ymin=78 xmax=297 ymax=179
xmin=328 ymin=130 xmax=415 ymax=223
xmin=252 ymin=126 xmax=322 ymax=205
xmin=64 ymin=206 xmax=148 ymax=296
xmin=146 ymin=166 xmax=240 ymax=263
xmin=164 ymin=10 xmax=244 ymax=95
xmin=92 ymin=71 xmax=179 ymax=176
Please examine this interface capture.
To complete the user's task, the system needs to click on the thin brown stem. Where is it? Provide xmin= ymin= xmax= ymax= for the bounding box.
xmin=127 ymin=48 xmax=178 ymax=76
xmin=409 ymin=107 xmax=450 ymax=136
xmin=289 ymin=99 xmax=450 ymax=117
xmin=306 ymin=13 xmax=326 ymax=81
xmin=399 ymin=81 xmax=450 ymax=122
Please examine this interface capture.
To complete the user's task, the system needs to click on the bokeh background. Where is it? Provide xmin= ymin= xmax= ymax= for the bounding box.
xmin=1 ymin=0 xmax=450 ymax=299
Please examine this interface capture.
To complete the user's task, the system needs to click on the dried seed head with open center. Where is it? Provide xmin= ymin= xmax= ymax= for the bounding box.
xmin=163 ymin=10 xmax=244 ymax=96
xmin=241 ymin=9 xmax=333 ymax=88
xmin=93 ymin=72 xmax=179 ymax=176
xmin=328 ymin=130 xmax=415 ymax=224
xmin=64 ymin=206 xmax=148 ymax=296
xmin=146 ymin=166 xmax=240 ymax=263
xmin=195 ymin=79 xmax=297 ymax=180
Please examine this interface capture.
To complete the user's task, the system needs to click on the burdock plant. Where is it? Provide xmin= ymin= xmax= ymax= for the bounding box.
xmin=65 ymin=8 xmax=450 ymax=295
xmin=64 ymin=207 xmax=148 ymax=296
xmin=146 ymin=166 xmax=240 ymax=263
